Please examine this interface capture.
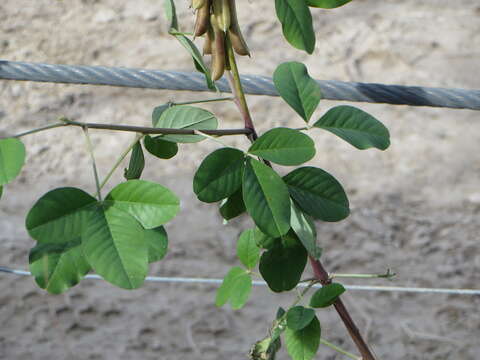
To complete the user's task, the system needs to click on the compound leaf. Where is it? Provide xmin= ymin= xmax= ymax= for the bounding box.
xmin=248 ymin=128 xmax=315 ymax=166
xmin=29 ymin=241 xmax=90 ymax=294
xmin=286 ymin=306 xmax=316 ymax=331
xmin=144 ymin=226 xmax=168 ymax=263
xmin=26 ymin=187 xmax=97 ymax=244
xmin=290 ymin=201 xmax=321 ymax=259
xmin=307 ymin=0 xmax=352 ymax=8
xmin=285 ymin=315 xmax=321 ymax=360
xmin=237 ymin=229 xmax=261 ymax=270
xmin=216 ymin=266 xmax=252 ymax=310
xmin=193 ymin=148 xmax=245 ymax=203
xmin=105 ymin=180 xmax=180 ymax=229
xmin=313 ymin=105 xmax=390 ymax=150
xmin=284 ymin=167 xmax=349 ymax=222
xmin=154 ymin=106 xmax=218 ymax=143
xmin=82 ymin=205 xmax=148 ymax=289
xmin=152 ymin=104 xmax=173 ymax=127
xmin=0 ymin=138 xmax=26 ymax=186
xmin=144 ymin=135 xmax=178 ymax=159
xmin=219 ymin=189 xmax=246 ymax=221
xmin=310 ymin=283 xmax=346 ymax=308
xmin=259 ymin=232 xmax=307 ymax=292
xmin=243 ymin=158 xmax=291 ymax=238
xmin=275 ymin=0 xmax=315 ymax=54
xmin=273 ymin=62 xmax=321 ymax=122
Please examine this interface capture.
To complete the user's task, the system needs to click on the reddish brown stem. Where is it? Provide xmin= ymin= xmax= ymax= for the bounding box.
xmin=310 ymin=257 xmax=377 ymax=360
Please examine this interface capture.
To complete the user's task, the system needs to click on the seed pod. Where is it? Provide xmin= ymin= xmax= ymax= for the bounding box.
xmin=227 ymin=0 xmax=250 ymax=56
xmin=192 ymin=0 xmax=207 ymax=10
xmin=203 ymin=27 xmax=214 ymax=55
xmin=194 ymin=0 xmax=211 ymax=37
xmin=210 ymin=15 xmax=226 ymax=81
xmin=212 ymin=0 xmax=231 ymax=32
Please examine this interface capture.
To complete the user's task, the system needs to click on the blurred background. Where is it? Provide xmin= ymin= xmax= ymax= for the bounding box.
xmin=1 ymin=0 xmax=479 ymax=359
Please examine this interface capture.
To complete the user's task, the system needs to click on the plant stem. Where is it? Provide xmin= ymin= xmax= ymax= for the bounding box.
xmin=172 ymin=97 xmax=234 ymax=106
xmin=310 ymin=257 xmax=377 ymax=360
xmin=99 ymin=133 xmax=144 ymax=190
xmin=320 ymin=338 xmax=362 ymax=360
xmin=82 ymin=127 xmax=102 ymax=201
xmin=193 ymin=130 xmax=229 ymax=147
xmin=330 ymin=269 xmax=396 ymax=280
xmin=225 ymin=38 xmax=256 ymax=141
xmin=2 ymin=122 xmax=68 ymax=139
xmin=225 ymin=29 xmax=377 ymax=360
xmin=63 ymin=119 xmax=251 ymax=136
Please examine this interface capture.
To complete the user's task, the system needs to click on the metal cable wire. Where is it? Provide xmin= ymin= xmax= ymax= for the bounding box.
xmin=1 ymin=60 xmax=480 ymax=110
xmin=1 ymin=266 xmax=479 ymax=295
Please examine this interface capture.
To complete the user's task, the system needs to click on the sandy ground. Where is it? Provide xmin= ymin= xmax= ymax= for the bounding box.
xmin=1 ymin=0 xmax=480 ymax=359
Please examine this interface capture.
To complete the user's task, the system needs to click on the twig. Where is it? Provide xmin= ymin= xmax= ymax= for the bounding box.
xmin=172 ymin=96 xmax=234 ymax=106
xmin=82 ymin=127 xmax=102 ymax=201
xmin=2 ymin=122 xmax=68 ymax=139
xmin=320 ymin=338 xmax=362 ymax=360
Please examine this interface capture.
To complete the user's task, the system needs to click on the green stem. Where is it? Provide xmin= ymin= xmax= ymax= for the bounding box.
xmin=82 ymin=127 xmax=102 ymax=201
xmin=172 ymin=97 xmax=234 ymax=106
xmin=193 ymin=130 xmax=229 ymax=147
xmin=99 ymin=133 xmax=144 ymax=190
xmin=225 ymin=38 xmax=256 ymax=139
xmin=330 ymin=269 xmax=396 ymax=280
xmin=320 ymin=338 xmax=362 ymax=360
xmin=3 ymin=122 xmax=68 ymax=139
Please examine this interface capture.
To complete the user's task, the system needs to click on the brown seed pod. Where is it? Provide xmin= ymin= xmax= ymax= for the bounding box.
xmin=203 ymin=27 xmax=213 ymax=55
xmin=210 ymin=15 xmax=226 ymax=81
xmin=194 ymin=0 xmax=211 ymax=37
xmin=227 ymin=0 xmax=250 ymax=56
xmin=192 ymin=0 xmax=207 ymax=10
xmin=212 ymin=0 xmax=231 ymax=32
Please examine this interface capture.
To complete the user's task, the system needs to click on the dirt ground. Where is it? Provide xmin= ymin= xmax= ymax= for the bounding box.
xmin=1 ymin=0 xmax=479 ymax=359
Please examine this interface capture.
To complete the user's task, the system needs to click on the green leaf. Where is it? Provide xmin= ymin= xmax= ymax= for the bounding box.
xmin=259 ymin=232 xmax=307 ymax=292
xmin=275 ymin=0 xmax=315 ymax=54
xmin=242 ymin=158 xmax=291 ymax=238
xmin=310 ymin=283 xmax=346 ymax=308
xmin=219 ymin=189 xmax=246 ymax=221
xmin=284 ymin=167 xmax=349 ymax=222
xmin=237 ymin=229 xmax=261 ymax=270
xmin=286 ymin=306 xmax=316 ymax=331
xmin=124 ymin=141 xmax=145 ymax=180
xmin=105 ymin=180 xmax=180 ymax=229
xmin=313 ymin=105 xmax=390 ymax=150
xmin=215 ymin=266 xmax=252 ymax=310
xmin=29 ymin=241 xmax=90 ymax=294
xmin=290 ymin=201 xmax=321 ymax=259
xmin=253 ymin=228 xmax=278 ymax=250
xmin=154 ymin=106 xmax=218 ymax=143
xmin=82 ymin=205 xmax=148 ymax=289
xmin=285 ymin=315 xmax=321 ymax=360
xmin=273 ymin=62 xmax=321 ymax=122
xmin=248 ymin=128 xmax=315 ymax=166
xmin=26 ymin=187 xmax=97 ymax=244
xmin=163 ymin=0 xmax=178 ymax=31
xmin=174 ymin=35 xmax=217 ymax=90
xmin=307 ymin=0 xmax=352 ymax=8
xmin=144 ymin=226 xmax=168 ymax=263
xmin=0 ymin=138 xmax=26 ymax=185
xmin=0 ymin=186 xmax=3 ymax=200
xmin=193 ymin=148 xmax=245 ymax=203
xmin=144 ymin=135 xmax=178 ymax=159
xmin=152 ymin=103 xmax=173 ymax=127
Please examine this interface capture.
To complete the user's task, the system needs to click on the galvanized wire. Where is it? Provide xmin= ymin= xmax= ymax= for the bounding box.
xmin=1 ymin=266 xmax=480 ymax=295
xmin=1 ymin=60 xmax=479 ymax=110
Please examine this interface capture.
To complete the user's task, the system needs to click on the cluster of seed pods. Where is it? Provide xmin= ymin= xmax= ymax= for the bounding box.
xmin=192 ymin=0 xmax=250 ymax=80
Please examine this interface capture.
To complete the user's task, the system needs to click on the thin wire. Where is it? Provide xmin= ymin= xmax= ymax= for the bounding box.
xmin=1 ymin=60 xmax=479 ymax=110
xmin=1 ymin=266 xmax=479 ymax=295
